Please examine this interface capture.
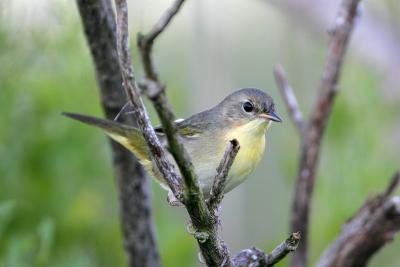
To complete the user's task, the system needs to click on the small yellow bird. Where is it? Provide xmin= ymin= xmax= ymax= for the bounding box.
xmin=63 ymin=88 xmax=281 ymax=199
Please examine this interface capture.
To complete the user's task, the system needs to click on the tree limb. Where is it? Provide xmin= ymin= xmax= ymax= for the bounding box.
xmin=134 ymin=0 xmax=206 ymax=210
xmin=274 ymin=64 xmax=305 ymax=136
xmin=316 ymin=172 xmax=400 ymax=267
xmin=288 ymin=1 xmax=362 ymax=266
xmin=75 ymin=0 xmax=160 ymax=266
xmin=114 ymin=0 xmax=183 ymax=200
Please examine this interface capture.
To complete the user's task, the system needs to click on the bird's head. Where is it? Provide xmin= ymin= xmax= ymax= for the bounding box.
xmin=218 ymin=88 xmax=282 ymax=131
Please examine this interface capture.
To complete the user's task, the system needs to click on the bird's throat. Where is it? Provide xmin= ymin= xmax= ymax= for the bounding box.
xmin=223 ymin=119 xmax=270 ymax=192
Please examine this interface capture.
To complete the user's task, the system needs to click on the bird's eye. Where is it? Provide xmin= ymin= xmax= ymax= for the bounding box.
xmin=243 ymin=101 xmax=254 ymax=112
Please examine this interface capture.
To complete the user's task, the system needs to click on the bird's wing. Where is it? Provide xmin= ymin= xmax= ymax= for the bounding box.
xmin=154 ymin=118 xmax=208 ymax=138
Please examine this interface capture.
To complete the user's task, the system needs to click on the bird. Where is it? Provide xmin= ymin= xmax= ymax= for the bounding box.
xmin=63 ymin=88 xmax=281 ymax=201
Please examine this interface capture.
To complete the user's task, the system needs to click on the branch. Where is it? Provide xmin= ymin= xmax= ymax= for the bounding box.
xmin=232 ymin=232 xmax=301 ymax=267
xmin=136 ymin=0 xmax=208 ymax=218
xmin=316 ymin=172 xmax=400 ymax=267
xmin=138 ymin=0 xmax=186 ymax=82
xmin=134 ymin=0 xmax=204 ymax=208
xmin=115 ymin=1 xmax=231 ymax=265
xmin=114 ymin=0 xmax=183 ymax=200
xmin=274 ymin=64 xmax=305 ymax=136
xmin=208 ymin=139 xmax=241 ymax=214
xmin=289 ymin=1 xmax=362 ymax=267
xmin=266 ymin=232 xmax=301 ymax=266
xmin=117 ymin=1 xmax=307 ymax=266
xmin=75 ymin=0 xmax=160 ymax=266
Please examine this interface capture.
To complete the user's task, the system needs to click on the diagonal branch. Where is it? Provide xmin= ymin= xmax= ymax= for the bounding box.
xmin=274 ymin=64 xmax=305 ymax=136
xmin=134 ymin=0 xmax=204 ymax=209
xmin=208 ymin=139 xmax=241 ymax=214
xmin=114 ymin=0 xmax=183 ymax=200
xmin=138 ymin=0 xmax=186 ymax=82
xmin=288 ymin=1 xmax=362 ymax=267
xmin=316 ymin=172 xmax=400 ymax=267
xmin=136 ymin=0 xmax=207 ymax=220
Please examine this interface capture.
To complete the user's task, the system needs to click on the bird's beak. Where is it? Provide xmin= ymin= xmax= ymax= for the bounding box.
xmin=260 ymin=111 xmax=282 ymax=122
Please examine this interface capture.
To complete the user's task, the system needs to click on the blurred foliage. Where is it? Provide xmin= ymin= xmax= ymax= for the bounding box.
xmin=0 ymin=1 xmax=399 ymax=267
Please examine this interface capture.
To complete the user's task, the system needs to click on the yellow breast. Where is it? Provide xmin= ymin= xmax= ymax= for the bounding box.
xmin=223 ymin=119 xmax=270 ymax=192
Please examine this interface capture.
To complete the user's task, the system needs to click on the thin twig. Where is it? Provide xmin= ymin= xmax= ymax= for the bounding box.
xmin=266 ymin=232 xmax=301 ymax=266
xmin=208 ymin=139 xmax=241 ymax=213
xmin=114 ymin=0 xmax=183 ymax=200
xmin=289 ymin=1 xmax=362 ymax=267
xmin=316 ymin=172 xmax=400 ymax=267
xmin=231 ymin=232 xmax=301 ymax=267
xmin=274 ymin=64 xmax=305 ymax=136
xmin=138 ymin=0 xmax=186 ymax=82
xmin=143 ymin=0 xmax=185 ymax=43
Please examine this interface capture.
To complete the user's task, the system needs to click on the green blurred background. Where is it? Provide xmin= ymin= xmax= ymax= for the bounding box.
xmin=0 ymin=0 xmax=399 ymax=266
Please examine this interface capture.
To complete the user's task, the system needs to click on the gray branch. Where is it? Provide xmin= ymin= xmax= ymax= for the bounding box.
xmin=137 ymin=0 xmax=186 ymax=82
xmin=134 ymin=0 xmax=207 ymax=211
xmin=288 ymin=1 xmax=362 ymax=266
xmin=267 ymin=232 xmax=301 ymax=266
xmin=274 ymin=64 xmax=305 ymax=136
xmin=136 ymin=0 xmax=206 ymax=214
xmin=316 ymin=173 xmax=400 ymax=267
xmin=208 ymin=139 xmax=241 ymax=214
xmin=75 ymin=0 xmax=160 ymax=266
xmin=114 ymin=0 xmax=183 ymax=200
xmin=232 ymin=232 xmax=301 ymax=267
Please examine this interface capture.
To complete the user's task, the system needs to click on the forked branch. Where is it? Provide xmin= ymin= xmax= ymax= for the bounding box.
xmin=114 ymin=0 xmax=183 ymax=200
xmin=115 ymin=0 xmax=230 ymax=266
xmin=287 ymin=1 xmax=362 ymax=266
xmin=138 ymin=0 xmax=186 ymax=82
xmin=114 ymin=0 xmax=299 ymax=266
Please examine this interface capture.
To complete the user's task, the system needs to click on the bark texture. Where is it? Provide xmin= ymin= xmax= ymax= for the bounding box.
xmin=76 ymin=1 xmax=160 ymax=266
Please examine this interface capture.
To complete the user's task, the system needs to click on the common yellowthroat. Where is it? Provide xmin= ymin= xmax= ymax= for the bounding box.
xmin=63 ymin=88 xmax=281 ymax=198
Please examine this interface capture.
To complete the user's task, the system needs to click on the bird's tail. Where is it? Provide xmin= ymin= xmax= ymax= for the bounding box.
xmin=62 ymin=112 xmax=150 ymax=162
